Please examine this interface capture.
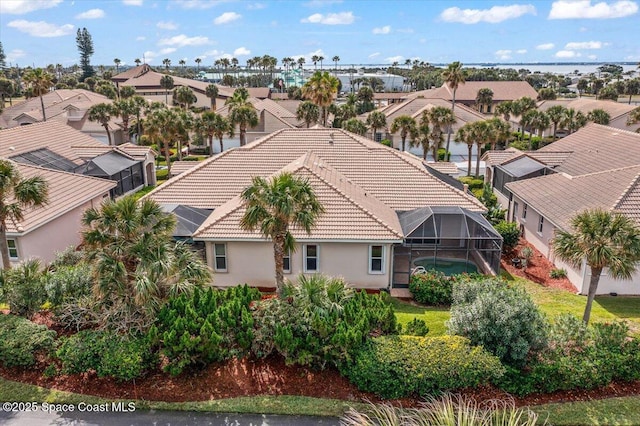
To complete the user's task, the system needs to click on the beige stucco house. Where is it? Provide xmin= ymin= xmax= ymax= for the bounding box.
xmin=146 ymin=128 xmax=502 ymax=290
xmin=486 ymin=124 xmax=640 ymax=295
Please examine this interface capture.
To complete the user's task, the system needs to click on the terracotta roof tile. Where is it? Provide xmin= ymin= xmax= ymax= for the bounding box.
xmin=408 ymin=81 xmax=538 ymax=102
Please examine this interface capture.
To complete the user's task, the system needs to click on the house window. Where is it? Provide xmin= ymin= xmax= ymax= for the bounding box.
xmin=304 ymin=244 xmax=319 ymax=272
xmin=522 ymin=204 xmax=528 ymax=220
xmin=513 ymin=202 xmax=519 ymax=222
xmin=538 ymin=216 xmax=544 ymax=234
xmin=487 ymin=104 xmax=492 ymax=113
xmin=374 ymin=132 xmax=382 ymax=142
xmin=369 ymin=245 xmax=384 ymax=274
xmin=214 ymin=243 xmax=227 ymax=272
xmin=283 ymin=248 xmax=291 ymax=274
xmin=6 ymin=239 xmax=18 ymax=260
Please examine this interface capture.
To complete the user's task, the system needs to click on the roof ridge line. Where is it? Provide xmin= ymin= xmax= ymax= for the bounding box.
xmin=573 ymin=164 xmax=640 ymax=179
xmin=612 ymin=170 xmax=640 ymax=211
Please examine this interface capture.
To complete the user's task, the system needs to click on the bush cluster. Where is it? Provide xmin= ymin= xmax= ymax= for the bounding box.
xmin=447 ymin=278 xmax=548 ymax=368
xmin=402 ymin=318 xmax=429 ymax=336
xmin=0 ymin=260 xmax=47 ymax=318
xmin=56 ymin=330 xmax=155 ymax=381
xmin=409 ymin=270 xmax=453 ymax=305
xmin=150 ymin=285 xmax=261 ymax=376
xmin=550 ymin=268 xmax=567 ymax=279
xmin=495 ymin=221 xmax=520 ymax=252
xmin=344 ymin=335 xmax=504 ymax=399
xmin=457 ymin=176 xmax=485 ymax=190
xmin=498 ymin=315 xmax=640 ymax=396
xmin=0 ymin=314 xmax=56 ymax=368
xmin=251 ymin=275 xmax=397 ymax=369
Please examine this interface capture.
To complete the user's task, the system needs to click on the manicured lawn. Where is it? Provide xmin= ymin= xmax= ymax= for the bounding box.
xmin=391 ymin=298 xmax=450 ymax=336
xmin=532 ymin=395 xmax=640 ymax=426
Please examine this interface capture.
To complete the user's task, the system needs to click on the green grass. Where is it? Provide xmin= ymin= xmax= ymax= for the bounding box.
xmin=130 ymin=185 xmax=157 ymax=201
xmin=391 ymin=298 xmax=450 ymax=336
xmin=0 ymin=377 xmax=362 ymax=417
xmin=532 ymin=395 xmax=640 ymax=426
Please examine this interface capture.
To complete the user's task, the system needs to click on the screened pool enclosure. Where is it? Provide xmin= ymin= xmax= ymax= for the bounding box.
xmin=392 ymin=206 xmax=503 ymax=288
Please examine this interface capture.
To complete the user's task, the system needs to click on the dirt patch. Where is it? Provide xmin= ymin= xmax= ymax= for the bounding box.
xmin=501 ymin=238 xmax=577 ymax=292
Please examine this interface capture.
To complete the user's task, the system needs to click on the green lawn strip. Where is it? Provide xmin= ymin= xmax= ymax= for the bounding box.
xmin=0 ymin=377 xmax=362 ymax=417
xmin=531 ymin=395 xmax=640 ymax=426
xmin=391 ymin=298 xmax=450 ymax=336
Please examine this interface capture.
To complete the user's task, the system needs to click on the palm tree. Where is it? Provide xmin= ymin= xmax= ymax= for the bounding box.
xmin=546 ymin=105 xmax=568 ymax=141
xmin=88 ymin=103 xmax=115 ymax=146
xmin=130 ymin=95 xmax=148 ymax=142
xmin=562 ymin=108 xmax=588 ymax=134
xmin=311 ymin=55 xmax=319 ymax=70
xmin=341 ymin=118 xmax=367 ymax=136
xmin=366 ymin=111 xmax=387 ymax=141
xmin=205 ymin=84 xmax=219 ymax=111
xmin=296 ymin=100 xmax=320 ymax=128
xmin=624 ymin=78 xmax=640 ymax=104
xmin=553 ymin=209 xmax=640 ymax=324
xmin=145 ymin=107 xmax=179 ymax=174
xmin=240 ymin=172 xmax=324 ymax=292
xmin=23 ymin=68 xmax=53 ymax=122
xmin=529 ymin=110 xmax=551 ymax=147
xmin=195 ymin=57 xmax=202 ymax=71
xmin=456 ymin=123 xmax=475 ymax=176
xmin=134 ymin=58 xmax=141 ymax=66
xmin=162 ymin=58 xmax=171 ymax=72
xmin=0 ymin=160 xmax=49 ymax=269
xmin=410 ymin=118 xmax=430 ymax=160
xmin=174 ymin=85 xmax=196 ymax=110
xmin=112 ymin=98 xmax=138 ymax=144
xmin=302 ymin=71 xmax=339 ymax=126
xmin=196 ymin=111 xmax=233 ymax=155
xmin=82 ymin=196 xmax=211 ymax=330
xmin=425 ymin=106 xmax=456 ymax=161
xmin=495 ymin=100 xmax=514 ymax=123
xmin=159 ymin=75 xmax=174 ymax=105
xmin=332 ymin=55 xmax=340 ymax=73
xmin=229 ymin=105 xmax=258 ymax=146
xmin=390 ymin=115 xmax=417 ymax=152
xmin=179 ymin=59 xmax=186 ymax=70
xmin=113 ymin=58 xmax=121 ymax=74
xmin=587 ymin=108 xmax=611 ymax=125
xmin=442 ymin=61 xmax=465 ymax=156
xmin=318 ymin=56 xmax=324 ymax=70
xmin=627 ymin=106 xmax=640 ymax=127
xmin=487 ymin=117 xmax=512 ymax=150
xmin=475 ymin=88 xmax=494 ymax=113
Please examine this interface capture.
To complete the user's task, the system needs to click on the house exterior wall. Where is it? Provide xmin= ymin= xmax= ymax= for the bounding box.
xmin=204 ymin=240 xmax=393 ymax=289
xmin=510 ymin=194 xmax=640 ymax=295
xmin=8 ymin=194 xmax=108 ymax=267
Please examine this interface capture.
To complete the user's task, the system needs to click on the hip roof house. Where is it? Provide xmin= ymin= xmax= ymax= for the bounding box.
xmin=146 ymin=128 xmax=502 ymax=290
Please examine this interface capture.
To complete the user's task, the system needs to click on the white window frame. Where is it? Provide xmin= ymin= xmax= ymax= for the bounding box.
xmin=283 ymin=248 xmax=291 ymax=274
xmin=368 ymin=245 xmax=385 ymax=274
xmin=213 ymin=243 xmax=227 ymax=272
xmin=537 ymin=216 xmax=544 ymax=234
xmin=303 ymin=244 xmax=319 ymax=273
xmin=6 ymin=239 xmax=18 ymax=260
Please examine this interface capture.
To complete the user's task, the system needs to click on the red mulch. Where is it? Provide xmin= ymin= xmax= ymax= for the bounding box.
xmin=501 ymin=238 xmax=577 ymax=292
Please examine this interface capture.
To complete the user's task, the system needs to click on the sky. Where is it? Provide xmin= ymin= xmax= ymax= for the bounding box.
xmin=1 ymin=0 xmax=639 ymax=68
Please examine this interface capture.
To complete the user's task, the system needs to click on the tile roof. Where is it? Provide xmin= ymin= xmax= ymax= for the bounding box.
xmin=506 ymin=165 xmax=640 ymax=231
xmin=537 ymin=98 xmax=637 ymax=121
xmin=194 ymin=152 xmax=404 ymax=241
xmin=146 ymin=128 xmax=485 ymax=214
xmin=408 ymin=81 xmax=538 ymax=102
xmin=169 ymin=160 xmax=199 ymax=176
xmin=4 ymin=163 xmax=115 ymax=235
xmin=425 ymin=162 xmax=459 ymax=175
xmin=481 ymin=147 xmax=523 ymax=165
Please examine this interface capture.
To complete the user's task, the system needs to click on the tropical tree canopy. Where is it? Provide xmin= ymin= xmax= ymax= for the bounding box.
xmin=240 ymin=172 xmax=324 ymax=291
xmin=553 ymin=209 xmax=640 ymax=324
xmin=342 ymin=118 xmax=367 ymax=136
xmin=23 ymin=68 xmax=53 ymax=122
xmin=0 ymin=160 xmax=49 ymax=269
xmin=87 ymin=103 xmax=115 ymax=146
xmin=302 ymin=71 xmax=340 ymax=126
xmin=366 ymin=110 xmax=387 ymax=140
xmin=390 ymin=115 xmax=417 ymax=152
xmin=587 ymin=108 xmax=611 ymax=125
xmin=296 ymin=101 xmax=320 ymax=128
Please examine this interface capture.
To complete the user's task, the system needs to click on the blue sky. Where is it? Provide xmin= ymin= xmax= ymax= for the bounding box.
xmin=1 ymin=0 xmax=639 ymax=68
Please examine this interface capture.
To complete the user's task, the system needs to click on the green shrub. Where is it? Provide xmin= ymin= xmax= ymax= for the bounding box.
xmin=380 ymin=139 xmax=392 ymax=147
xmin=252 ymin=275 xmax=397 ymax=369
xmin=519 ymin=246 xmax=533 ymax=269
xmin=457 ymin=176 xmax=485 ymax=190
xmin=409 ymin=270 xmax=452 ymax=305
xmin=448 ymin=279 xmax=548 ymax=368
xmin=151 ymin=285 xmax=261 ymax=376
xmin=44 ymin=263 xmax=92 ymax=308
xmin=0 ymin=259 xmax=47 ymax=318
xmin=55 ymin=330 xmax=154 ymax=381
xmin=550 ymin=268 xmax=567 ymax=279
xmin=437 ymin=148 xmax=451 ymax=162
xmin=495 ymin=220 xmax=520 ymax=252
xmin=345 ymin=335 xmax=504 ymax=399
xmin=0 ymin=314 xmax=55 ymax=367
xmin=403 ymin=318 xmax=429 ymax=336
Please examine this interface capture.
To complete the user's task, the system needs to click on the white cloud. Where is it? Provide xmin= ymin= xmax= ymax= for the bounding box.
xmin=555 ymin=50 xmax=582 ymax=58
xmin=158 ymin=34 xmax=211 ymax=47
xmin=303 ymin=0 xmax=343 ymax=6
xmin=157 ymin=20 xmax=178 ymax=30
xmin=588 ymin=54 xmax=598 ymax=59
xmin=75 ymin=9 xmax=105 ymax=19
xmin=580 ymin=26 xmax=588 ymax=31
xmin=6 ymin=49 xmax=27 ymax=63
xmin=136 ymin=36 xmax=146 ymax=41
xmin=247 ymin=2 xmax=266 ymax=9
xmin=440 ymin=4 xmax=536 ymax=24
xmin=7 ymin=20 xmax=74 ymax=37
xmin=0 ymin=0 xmax=61 ymax=14
xmin=173 ymin=0 xmax=231 ymax=9
xmin=565 ymin=40 xmax=608 ymax=49
xmin=549 ymin=0 xmax=638 ymax=19
xmin=301 ymin=11 xmax=355 ymax=25
xmin=369 ymin=52 xmax=380 ymax=58
xmin=214 ymin=12 xmax=241 ymax=24
xmin=234 ymin=47 xmax=251 ymax=56
xmin=516 ymin=49 xmax=527 ymax=54
xmin=495 ymin=49 xmax=512 ymax=60
xmin=372 ymin=25 xmax=391 ymax=34
xmin=397 ymin=28 xmax=415 ymax=33
xmin=204 ymin=49 xmax=222 ymax=56
xmin=123 ymin=0 xmax=143 ymax=5
xmin=160 ymin=48 xmax=177 ymax=55
xmin=385 ymin=55 xmax=405 ymax=63
xmin=536 ymin=43 xmax=555 ymax=50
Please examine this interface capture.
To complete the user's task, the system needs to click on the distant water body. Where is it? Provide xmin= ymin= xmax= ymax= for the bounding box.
xmin=469 ymin=63 xmax=638 ymax=75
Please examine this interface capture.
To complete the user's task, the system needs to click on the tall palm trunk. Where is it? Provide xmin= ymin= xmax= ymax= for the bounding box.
xmin=273 ymin=235 xmax=286 ymax=294
xmin=103 ymin=124 xmax=113 ymax=146
xmin=218 ymin=136 xmax=224 ymax=153
xmin=583 ymin=266 xmax=602 ymax=324
xmin=208 ymin=135 xmax=214 ymax=156
xmin=475 ymin=143 xmax=482 ymax=177
xmin=0 ymin=222 xmax=12 ymax=269
xmin=39 ymin=95 xmax=47 ymax=122
xmin=445 ymin=90 xmax=456 ymax=157
xmin=164 ymin=140 xmax=172 ymax=174
xmin=467 ymin=144 xmax=472 ymax=176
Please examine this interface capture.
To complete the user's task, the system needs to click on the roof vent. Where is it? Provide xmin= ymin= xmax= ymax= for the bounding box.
xmin=9 ymin=146 xmax=15 ymax=151
xmin=328 ymin=132 xmax=334 ymax=145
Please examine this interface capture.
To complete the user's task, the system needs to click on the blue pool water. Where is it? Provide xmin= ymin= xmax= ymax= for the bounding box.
xmin=413 ymin=257 xmax=478 ymax=275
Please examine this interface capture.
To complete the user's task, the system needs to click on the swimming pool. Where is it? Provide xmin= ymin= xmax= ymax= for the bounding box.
xmin=413 ymin=257 xmax=478 ymax=276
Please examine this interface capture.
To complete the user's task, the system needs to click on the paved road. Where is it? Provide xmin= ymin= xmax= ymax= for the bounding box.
xmin=0 ymin=409 xmax=341 ymax=425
